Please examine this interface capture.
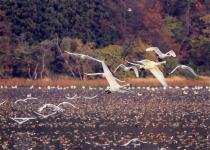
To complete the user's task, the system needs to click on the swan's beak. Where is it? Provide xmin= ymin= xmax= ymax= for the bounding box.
xmin=105 ymin=90 xmax=111 ymax=94
xmin=105 ymin=87 xmax=111 ymax=94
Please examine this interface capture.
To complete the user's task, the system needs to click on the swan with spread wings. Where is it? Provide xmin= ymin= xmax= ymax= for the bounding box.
xmin=65 ymin=52 xmax=130 ymax=93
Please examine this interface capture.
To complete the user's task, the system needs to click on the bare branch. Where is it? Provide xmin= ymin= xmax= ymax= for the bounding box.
xmin=55 ymin=35 xmax=76 ymax=78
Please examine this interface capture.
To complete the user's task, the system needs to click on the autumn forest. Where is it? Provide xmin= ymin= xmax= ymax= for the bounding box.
xmin=0 ymin=0 xmax=209 ymax=79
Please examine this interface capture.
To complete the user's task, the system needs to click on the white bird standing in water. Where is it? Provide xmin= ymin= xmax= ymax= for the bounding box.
xmin=146 ymin=47 xmax=176 ymax=59
xmin=127 ymin=59 xmax=168 ymax=88
xmin=65 ymin=52 xmax=130 ymax=93
xmin=114 ymin=64 xmax=139 ymax=77
xmin=169 ymin=64 xmax=198 ymax=77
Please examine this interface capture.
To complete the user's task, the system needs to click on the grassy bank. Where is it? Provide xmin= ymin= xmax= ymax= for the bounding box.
xmin=0 ymin=76 xmax=209 ymax=87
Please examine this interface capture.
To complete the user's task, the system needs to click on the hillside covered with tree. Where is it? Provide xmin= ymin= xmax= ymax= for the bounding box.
xmin=0 ymin=0 xmax=209 ymax=79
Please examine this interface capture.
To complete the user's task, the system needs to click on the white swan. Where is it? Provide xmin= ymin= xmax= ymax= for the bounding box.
xmin=169 ymin=65 xmax=198 ymax=77
xmin=127 ymin=59 xmax=168 ymax=87
xmin=114 ymin=64 xmax=139 ymax=77
xmin=65 ymin=51 xmax=130 ymax=93
xmin=146 ymin=47 xmax=176 ymax=59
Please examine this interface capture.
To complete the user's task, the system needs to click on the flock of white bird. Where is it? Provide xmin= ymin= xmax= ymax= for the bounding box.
xmin=0 ymin=46 xmax=205 ymax=126
xmin=0 ymin=92 xmax=93 ymax=125
xmin=0 ymin=84 xmax=210 ymax=125
xmin=65 ymin=46 xmax=198 ymax=93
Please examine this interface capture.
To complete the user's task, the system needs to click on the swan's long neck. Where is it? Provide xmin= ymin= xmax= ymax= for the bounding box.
xmin=156 ymin=61 xmax=166 ymax=65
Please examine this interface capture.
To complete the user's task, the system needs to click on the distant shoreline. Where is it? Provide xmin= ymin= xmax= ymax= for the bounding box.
xmin=0 ymin=76 xmax=209 ymax=87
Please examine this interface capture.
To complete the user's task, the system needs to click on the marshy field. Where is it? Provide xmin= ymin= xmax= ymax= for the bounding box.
xmin=0 ymin=78 xmax=209 ymax=150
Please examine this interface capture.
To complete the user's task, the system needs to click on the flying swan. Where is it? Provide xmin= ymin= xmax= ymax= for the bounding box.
xmin=65 ymin=51 xmax=131 ymax=93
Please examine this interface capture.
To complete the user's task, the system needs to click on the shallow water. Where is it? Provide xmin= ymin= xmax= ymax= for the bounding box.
xmin=0 ymin=87 xmax=209 ymax=149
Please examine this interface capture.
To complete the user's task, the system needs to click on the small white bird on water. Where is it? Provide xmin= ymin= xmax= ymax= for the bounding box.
xmin=169 ymin=64 xmax=198 ymax=77
xmin=114 ymin=64 xmax=139 ymax=77
xmin=146 ymin=47 xmax=176 ymax=59
xmin=83 ymin=95 xmax=98 ymax=100
xmin=183 ymin=91 xmax=188 ymax=95
xmin=65 ymin=52 xmax=131 ymax=93
xmin=29 ymin=85 xmax=34 ymax=89
xmin=10 ymin=117 xmax=36 ymax=124
xmin=66 ymin=94 xmax=80 ymax=100
xmin=11 ymin=85 xmax=18 ymax=89
xmin=127 ymin=59 xmax=168 ymax=88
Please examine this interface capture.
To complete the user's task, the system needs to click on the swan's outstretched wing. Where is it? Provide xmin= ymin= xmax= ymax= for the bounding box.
xmin=182 ymin=65 xmax=198 ymax=77
xmin=126 ymin=61 xmax=144 ymax=68
xmin=146 ymin=47 xmax=163 ymax=56
xmin=65 ymin=51 xmax=102 ymax=63
xmin=101 ymin=61 xmax=122 ymax=88
xmin=132 ymin=66 xmax=139 ymax=78
xmin=114 ymin=64 xmax=139 ymax=78
xmin=167 ymin=50 xmax=176 ymax=57
xmin=169 ymin=65 xmax=181 ymax=74
xmin=114 ymin=77 xmax=126 ymax=82
xmin=149 ymin=67 xmax=168 ymax=87
xmin=114 ymin=64 xmax=126 ymax=73
xmin=135 ymin=59 xmax=151 ymax=64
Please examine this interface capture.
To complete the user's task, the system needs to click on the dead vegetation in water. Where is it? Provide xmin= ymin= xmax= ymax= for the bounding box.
xmin=0 ymin=76 xmax=209 ymax=87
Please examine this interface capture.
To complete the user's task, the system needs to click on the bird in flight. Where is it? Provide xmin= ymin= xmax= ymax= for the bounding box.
xmin=146 ymin=47 xmax=176 ymax=59
xmin=169 ymin=64 xmax=198 ymax=77
xmin=65 ymin=52 xmax=131 ymax=93
xmin=114 ymin=64 xmax=139 ymax=77
xmin=127 ymin=59 xmax=168 ymax=88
